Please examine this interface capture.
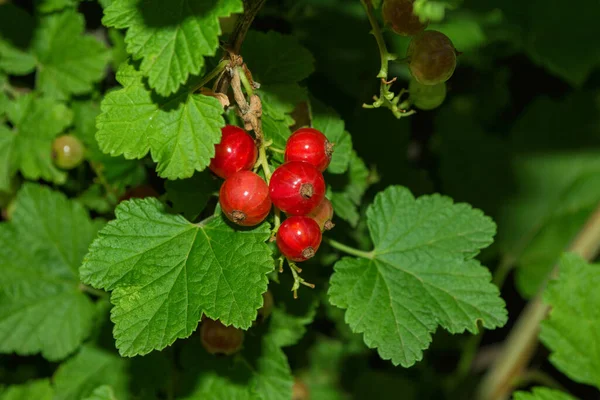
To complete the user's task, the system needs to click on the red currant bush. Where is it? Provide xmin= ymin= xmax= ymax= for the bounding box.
xmin=277 ymin=216 xmax=322 ymax=262
xmin=307 ymin=197 xmax=335 ymax=231
xmin=200 ymin=318 xmax=244 ymax=355
xmin=219 ymin=171 xmax=271 ymax=226
xmin=269 ymin=161 xmax=326 ymax=215
xmin=407 ymin=30 xmax=457 ymax=85
xmin=209 ymin=125 xmax=258 ymax=179
xmin=52 ymin=134 xmax=85 ymax=170
xmin=382 ymin=0 xmax=428 ymax=37
xmin=284 ymin=128 xmax=333 ymax=172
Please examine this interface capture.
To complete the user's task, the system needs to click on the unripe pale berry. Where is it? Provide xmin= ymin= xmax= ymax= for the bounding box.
xmin=284 ymin=128 xmax=333 ymax=172
xmin=219 ymin=171 xmax=271 ymax=226
xmin=209 ymin=125 xmax=258 ymax=179
xmin=292 ymin=378 xmax=310 ymax=400
xmin=382 ymin=0 xmax=428 ymax=37
xmin=52 ymin=134 xmax=85 ymax=170
xmin=200 ymin=318 xmax=244 ymax=355
xmin=269 ymin=161 xmax=326 ymax=216
xmin=307 ymin=197 xmax=335 ymax=231
xmin=276 ymin=216 xmax=322 ymax=262
xmin=256 ymin=290 xmax=274 ymax=324
xmin=407 ymin=30 xmax=457 ymax=85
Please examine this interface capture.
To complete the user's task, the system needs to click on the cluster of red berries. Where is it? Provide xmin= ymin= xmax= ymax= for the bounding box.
xmin=210 ymin=125 xmax=335 ymax=262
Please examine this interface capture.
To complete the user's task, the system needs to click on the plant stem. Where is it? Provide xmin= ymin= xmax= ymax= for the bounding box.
xmin=476 ymin=202 xmax=600 ymax=400
xmin=191 ymin=59 xmax=229 ymax=93
xmin=257 ymin=145 xmax=271 ymax=181
xmin=229 ymin=0 xmax=267 ymax=54
xmin=360 ymin=0 xmax=395 ymax=78
xmin=79 ymin=283 xmax=108 ymax=298
xmin=237 ymin=66 xmax=254 ymax=97
xmin=326 ymin=238 xmax=374 ymax=259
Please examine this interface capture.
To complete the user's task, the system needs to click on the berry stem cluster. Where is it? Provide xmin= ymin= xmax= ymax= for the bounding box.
xmin=360 ymin=0 xmax=415 ymax=118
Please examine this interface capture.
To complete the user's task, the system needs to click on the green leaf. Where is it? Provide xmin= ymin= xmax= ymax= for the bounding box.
xmin=311 ymin=98 xmax=352 ymax=175
xmin=1 ymin=94 xmax=73 ymax=188
xmin=72 ymin=101 xmax=146 ymax=190
xmin=0 ymin=184 xmax=99 ymax=361
xmin=0 ymin=380 xmax=53 ymax=400
xmin=96 ymin=61 xmax=225 ymax=180
xmin=299 ymin=337 xmax=349 ymax=400
xmin=328 ymin=186 xmax=507 ymax=366
xmin=80 ymin=198 xmax=273 ymax=356
xmin=0 ymin=5 xmax=36 ymax=75
xmin=498 ymin=153 xmax=600 ymax=297
xmin=36 ymin=0 xmax=79 ymax=13
xmin=540 ymin=253 xmax=600 ymax=390
xmin=103 ymin=0 xmax=243 ymax=96
xmin=165 ymin=171 xmax=219 ymax=220
xmin=82 ymin=386 xmax=118 ymax=400
xmin=413 ymin=0 xmax=463 ymax=22
xmin=513 ymin=387 xmax=579 ymax=400
xmin=53 ymin=346 xmax=129 ymax=400
xmin=525 ymin=0 xmax=600 ymax=87
xmin=34 ymin=10 xmax=110 ymax=99
xmin=179 ymin=317 xmax=294 ymax=400
xmin=243 ymin=31 xmax=315 ymax=85
xmin=329 ymin=151 xmax=372 ymax=227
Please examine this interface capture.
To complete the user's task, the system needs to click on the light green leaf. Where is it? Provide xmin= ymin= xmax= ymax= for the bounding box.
xmin=513 ymin=387 xmax=579 ymax=400
xmin=0 ymin=184 xmax=98 ymax=361
xmin=0 ymin=5 xmax=36 ymax=75
xmin=243 ymin=31 xmax=315 ymax=85
xmin=82 ymin=386 xmax=117 ymax=400
xmin=262 ymin=114 xmax=292 ymax=155
xmin=540 ymin=253 xmax=600 ymax=390
xmin=328 ymin=186 xmax=507 ymax=366
xmin=413 ymin=0 xmax=463 ymax=22
xmin=311 ymin=98 xmax=352 ymax=174
xmin=53 ymin=346 xmax=129 ymax=400
xmin=34 ymin=10 xmax=109 ymax=99
xmin=0 ymin=380 xmax=53 ymax=400
xmin=103 ymin=0 xmax=243 ymax=96
xmin=96 ymin=61 xmax=225 ymax=180
xmin=299 ymin=337 xmax=349 ymax=400
xmin=80 ymin=198 xmax=273 ymax=357
xmin=1 ymin=94 xmax=72 ymax=187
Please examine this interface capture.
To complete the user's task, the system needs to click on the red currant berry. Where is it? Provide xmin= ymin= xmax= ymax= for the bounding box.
xmin=284 ymin=128 xmax=333 ymax=172
xmin=209 ymin=125 xmax=258 ymax=179
xmin=382 ymin=0 xmax=428 ymax=37
xmin=307 ymin=197 xmax=334 ymax=231
xmin=219 ymin=171 xmax=271 ymax=226
xmin=200 ymin=318 xmax=244 ymax=355
xmin=269 ymin=161 xmax=326 ymax=216
xmin=276 ymin=216 xmax=322 ymax=262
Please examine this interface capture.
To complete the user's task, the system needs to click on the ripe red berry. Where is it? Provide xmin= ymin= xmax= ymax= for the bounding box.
xmin=200 ymin=318 xmax=244 ymax=355
xmin=382 ymin=0 xmax=428 ymax=37
xmin=276 ymin=216 xmax=322 ymax=262
xmin=209 ymin=125 xmax=258 ymax=179
xmin=219 ymin=171 xmax=271 ymax=226
xmin=284 ymin=128 xmax=333 ymax=172
xmin=269 ymin=161 xmax=326 ymax=216
xmin=307 ymin=197 xmax=334 ymax=231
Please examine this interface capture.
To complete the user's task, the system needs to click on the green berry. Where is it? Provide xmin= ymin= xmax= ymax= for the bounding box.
xmin=52 ymin=135 xmax=85 ymax=170
xmin=409 ymin=79 xmax=447 ymax=110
